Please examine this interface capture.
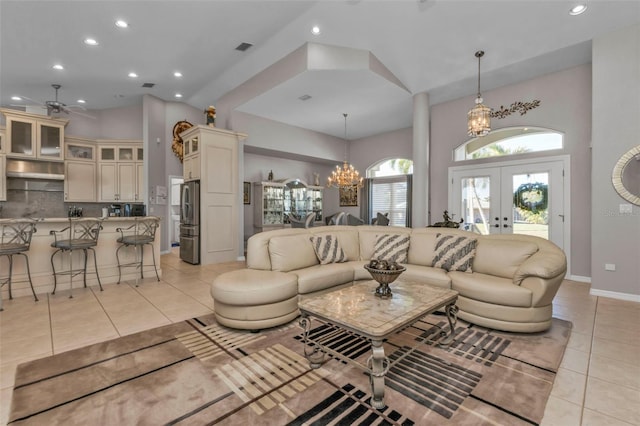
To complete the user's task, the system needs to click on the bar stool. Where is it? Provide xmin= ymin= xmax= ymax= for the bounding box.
xmin=115 ymin=216 xmax=160 ymax=285
xmin=0 ymin=219 xmax=38 ymax=310
xmin=50 ymin=218 xmax=103 ymax=298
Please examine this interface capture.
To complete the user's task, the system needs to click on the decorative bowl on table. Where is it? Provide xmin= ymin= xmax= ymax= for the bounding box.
xmin=364 ymin=260 xmax=406 ymax=299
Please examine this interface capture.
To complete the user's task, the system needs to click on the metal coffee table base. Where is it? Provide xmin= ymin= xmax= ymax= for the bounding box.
xmin=300 ymin=302 xmax=458 ymax=410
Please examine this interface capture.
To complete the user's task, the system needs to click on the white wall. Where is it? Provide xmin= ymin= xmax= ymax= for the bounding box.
xmin=232 ymin=111 xmax=345 ymax=162
xmin=65 ymin=104 xmax=143 ymax=140
xmin=430 ymin=64 xmax=593 ymax=278
xmin=348 ymin=127 xmax=413 ymax=219
xmin=591 ymin=24 xmax=640 ymax=298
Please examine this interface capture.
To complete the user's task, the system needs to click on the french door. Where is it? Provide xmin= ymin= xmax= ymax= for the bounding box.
xmin=449 ymin=158 xmax=567 ymax=250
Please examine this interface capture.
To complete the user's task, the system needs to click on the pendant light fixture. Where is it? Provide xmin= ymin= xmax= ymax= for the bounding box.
xmin=326 ymin=113 xmax=364 ymax=189
xmin=467 ymin=50 xmax=491 ymax=137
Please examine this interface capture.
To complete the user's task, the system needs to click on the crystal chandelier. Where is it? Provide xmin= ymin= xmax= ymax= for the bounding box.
xmin=467 ymin=50 xmax=491 ymax=137
xmin=327 ymin=113 xmax=364 ymax=189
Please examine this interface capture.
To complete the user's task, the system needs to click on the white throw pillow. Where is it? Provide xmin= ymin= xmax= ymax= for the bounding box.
xmin=309 ymin=235 xmax=348 ymax=264
xmin=372 ymin=234 xmax=410 ymax=263
xmin=432 ymin=233 xmax=477 ymax=272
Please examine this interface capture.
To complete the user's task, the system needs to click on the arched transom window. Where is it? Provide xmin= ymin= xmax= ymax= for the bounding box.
xmin=454 ymin=127 xmax=563 ymax=161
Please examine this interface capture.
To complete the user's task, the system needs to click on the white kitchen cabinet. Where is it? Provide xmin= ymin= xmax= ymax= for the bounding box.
xmin=98 ymin=162 xmax=139 ymax=202
xmin=97 ymin=141 xmax=143 ymax=202
xmin=0 ymin=154 xmax=6 ymax=201
xmin=183 ymin=135 xmax=200 ymax=181
xmin=65 ymin=160 xmax=96 ymax=202
xmin=0 ymin=130 xmax=5 ymax=201
xmin=1 ymin=109 xmax=67 ymax=161
xmin=137 ymin=162 xmax=144 ymax=203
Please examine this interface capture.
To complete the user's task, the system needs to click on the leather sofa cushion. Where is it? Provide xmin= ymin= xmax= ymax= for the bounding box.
xmin=450 ymin=271 xmax=532 ymax=307
xmin=473 ymin=239 xmax=538 ymax=279
xmin=296 ymin=262 xmax=356 ymax=294
xmin=401 ymin=265 xmax=452 ymax=288
xmin=269 ymin=234 xmax=318 ymax=272
xmin=407 ymin=231 xmax=438 ymax=266
xmin=352 ymin=260 xmax=372 ymax=281
xmin=214 ymin=296 xmax=299 ymax=322
xmin=212 ymin=269 xmax=298 ymax=305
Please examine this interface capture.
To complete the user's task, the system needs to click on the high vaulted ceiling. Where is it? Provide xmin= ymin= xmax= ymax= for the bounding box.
xmin=1 ymin=1 xmax=639 ymax=140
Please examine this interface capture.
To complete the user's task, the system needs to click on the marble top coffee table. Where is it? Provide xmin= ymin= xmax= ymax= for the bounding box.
xmin=298 ymin=280 xmax=459 ymax=409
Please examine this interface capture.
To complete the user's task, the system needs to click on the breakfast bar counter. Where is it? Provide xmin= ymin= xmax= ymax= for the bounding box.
xmin=1 ymin=217 xmax=162 ymax=300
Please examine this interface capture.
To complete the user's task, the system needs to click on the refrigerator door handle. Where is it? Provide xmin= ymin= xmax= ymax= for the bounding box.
xmin=181 ymin=185 xmax=190 ymax=223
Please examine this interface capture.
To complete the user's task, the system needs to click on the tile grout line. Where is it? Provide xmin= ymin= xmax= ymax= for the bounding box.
xmin=89 ymin=285 xmax=123 ymax=338
xmin=46 ymin=293 xmax=54 ymax=356
xmin=578 ymin=295 xmax=599 ymax=425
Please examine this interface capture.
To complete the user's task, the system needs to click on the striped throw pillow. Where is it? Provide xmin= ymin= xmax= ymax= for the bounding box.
xmin=309 ymin=235 xmax=348 ymax=264
xmin=432 ymin=233 xmax=477 ymax=272
xmin=372 ymin=234 xmax=410 ymax=263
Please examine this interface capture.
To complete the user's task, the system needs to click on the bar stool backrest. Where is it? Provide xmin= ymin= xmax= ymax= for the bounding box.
xmin=137 ymin=217 xmax=160 ymax=239
xmin=50 ymin=218 xmax=103 ymax=248
xmin=0 ymin=219 xmax=37 ymax=251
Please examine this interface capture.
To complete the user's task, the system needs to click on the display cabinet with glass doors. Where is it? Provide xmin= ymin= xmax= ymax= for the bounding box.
xmin=253 ymin=181 xmax=286 ymax=232
xmin=282 ymin=179 xmax=323 ymax=225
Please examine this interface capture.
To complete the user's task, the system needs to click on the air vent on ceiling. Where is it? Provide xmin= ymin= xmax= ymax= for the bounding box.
xmin=235 ymin=42 xmax=253 ymax=52
xmin=298 ymin=94 xmax=312 ymax=101
xmin=142 ymin=82 xmax=155 ymax=88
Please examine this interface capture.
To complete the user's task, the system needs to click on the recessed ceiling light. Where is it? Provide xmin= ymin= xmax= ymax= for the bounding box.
xmin=77 ymin=99 xmax=86 ymax=104
xmin=11 ymin=96 xmax=21 ymax=101
xmin=84 ymin=38 xmax=99 ymax=46
xmin=569 ymin=4 xmax=587 ymax=15
xmin=115 ymin=19 xmax=129 ymax=28
xmin=128 ymin=72 xmax=138 ymax=78
xmin=52 ymin=64 xmax=64 ymax=70
xmin=311 ymin=25 xmax=321 ymax=35
xmin=174 ymin=71 xmax=183 ymax=78
xmin=175 ymin=93 xmax=183 ymax=98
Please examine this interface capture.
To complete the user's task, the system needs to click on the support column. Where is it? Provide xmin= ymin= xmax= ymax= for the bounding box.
xmin=412 ymin=92 xmax=430 ymax=227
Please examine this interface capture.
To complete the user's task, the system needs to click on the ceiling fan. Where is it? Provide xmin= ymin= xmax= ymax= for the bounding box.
xmin=15 ymin=84 xmax=95 ymax=119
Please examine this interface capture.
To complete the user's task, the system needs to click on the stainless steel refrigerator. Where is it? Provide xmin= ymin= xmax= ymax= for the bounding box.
xmin=180 ymin=180 xmax=200 ymax=264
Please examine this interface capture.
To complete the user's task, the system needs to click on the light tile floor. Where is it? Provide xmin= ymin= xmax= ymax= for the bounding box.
xmin=0 ymin=251 xmax=638 ymax=425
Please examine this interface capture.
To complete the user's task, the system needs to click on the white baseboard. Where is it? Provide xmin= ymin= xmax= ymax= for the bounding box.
xmin=590 ymin=288 xmax=640 ymax=303
xmin=237 ymin=255 xmax=246 ymax=261
xmin=567 ymin=275 xmax=591 ymax=283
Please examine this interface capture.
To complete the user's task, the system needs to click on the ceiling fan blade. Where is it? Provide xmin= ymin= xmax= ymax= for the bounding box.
xmin=66 ymin=108 xmax=96 ymax=120
xmin=65 ymin=104 xmax=87 ymax=111
xmin=15 ymin=95 xmax=45 ymax=106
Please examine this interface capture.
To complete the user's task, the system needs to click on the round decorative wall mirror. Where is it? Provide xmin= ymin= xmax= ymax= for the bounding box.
xmin=612 ymin=145 xmax=640 ymax=205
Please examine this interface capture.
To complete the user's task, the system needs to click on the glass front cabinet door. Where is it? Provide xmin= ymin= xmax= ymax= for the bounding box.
xmin=38 ymin=122 xmax=64 ymax=159
xmin=65 ymin=142 xmax=94 ymax=161
xmin=253 ymin=182 xmax=285 ymax=232
xmin=4 ymin=112 xmax=66 ymax=160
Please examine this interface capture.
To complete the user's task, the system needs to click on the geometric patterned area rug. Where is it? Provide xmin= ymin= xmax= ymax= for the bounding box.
xmin=9 ymin=313 xmax=571 ymax=425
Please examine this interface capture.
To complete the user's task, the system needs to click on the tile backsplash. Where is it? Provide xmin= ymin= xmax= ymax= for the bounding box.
xmin=2 ymin=178 xmax=105 ymax=218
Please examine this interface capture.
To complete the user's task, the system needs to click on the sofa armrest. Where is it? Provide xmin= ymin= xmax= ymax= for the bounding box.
xmin=513 ymin=249 xmax=567 ymax=286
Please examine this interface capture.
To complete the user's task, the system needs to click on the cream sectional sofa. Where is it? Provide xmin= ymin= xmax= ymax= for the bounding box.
xmin=211 ymin=226 xmax=567 ymax=333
